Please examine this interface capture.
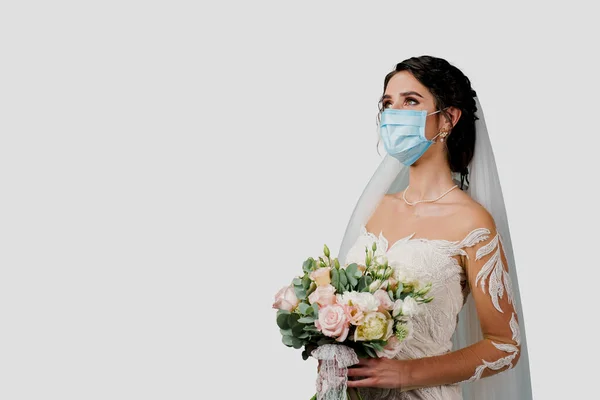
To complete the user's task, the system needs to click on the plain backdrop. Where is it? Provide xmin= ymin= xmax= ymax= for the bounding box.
xmin=1 ymin=1 xmax=599 ymax=399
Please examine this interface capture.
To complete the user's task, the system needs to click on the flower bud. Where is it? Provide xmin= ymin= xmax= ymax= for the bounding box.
xmin=323 ymin=244 xmax=330 ymax=258
xmin=384 ymin=268 xmax=394 ymax=280
xmin=369 ymin=279 xmax=382 ymax=293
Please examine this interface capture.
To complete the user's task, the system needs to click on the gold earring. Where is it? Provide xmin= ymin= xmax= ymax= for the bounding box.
xmin=438 ymin=130 xmax=450 ymax=142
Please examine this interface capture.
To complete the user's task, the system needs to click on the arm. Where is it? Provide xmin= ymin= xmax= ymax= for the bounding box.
xmin=348 ymin=214 xmax=522 ymax=390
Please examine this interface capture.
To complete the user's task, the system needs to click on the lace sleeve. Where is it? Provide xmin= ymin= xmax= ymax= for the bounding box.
xmin=400 ymin=219 xmax=522 ymax=389
xmin=456 ymin=222 xmax=522 ymax=382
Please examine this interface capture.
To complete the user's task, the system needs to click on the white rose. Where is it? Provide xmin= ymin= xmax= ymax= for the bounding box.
xmin=401 ymin=296 xmax=420 ymax=317
xmin=338 ymin=292 xmax=380 ymax=313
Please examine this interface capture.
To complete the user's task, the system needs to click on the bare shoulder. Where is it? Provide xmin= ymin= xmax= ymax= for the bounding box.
xmin=455 ymin=194 xmax=497 ymax=237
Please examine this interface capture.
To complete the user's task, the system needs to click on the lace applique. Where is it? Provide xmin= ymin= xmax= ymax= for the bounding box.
xmin=474 ymin=233 xmax=514 ymax=313
xmin=349 ymin=226 xmax=519 ymax=398
xmin=459 ymin=313 xmax=521 ymax=383
xmin=410 ymin=228 xmax=490 ymax=259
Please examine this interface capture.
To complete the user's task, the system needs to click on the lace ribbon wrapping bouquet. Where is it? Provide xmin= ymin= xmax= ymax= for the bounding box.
xmin=272 ymin=244 xmax=433 ymax=400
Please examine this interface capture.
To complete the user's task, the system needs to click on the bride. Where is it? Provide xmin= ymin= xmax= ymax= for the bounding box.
xmin=336 ymin=56 xmax=532 ymax=399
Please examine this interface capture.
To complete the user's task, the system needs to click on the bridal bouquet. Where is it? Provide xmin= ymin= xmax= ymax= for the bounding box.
xmin=272 ymin=242 xmax=433 ymax=400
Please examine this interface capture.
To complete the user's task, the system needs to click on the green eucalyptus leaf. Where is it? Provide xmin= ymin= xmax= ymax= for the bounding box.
xmin=303 ymin=324 xmax=320 ymax=332
xmin=298 ymin=303 xmax=311 ymax=315
xmin=357 ymin=275 xmax=365 ymax=292
xmin=292 ymin=322 xmax=305 ymax=336
xmin=276 ymin=311 xmax=291 ymax=330
xmin=339 ymin=268 xmax=348 ymax=285
xmin=282 ymin=335 xmax=294 ymax=347
xmin=288 ymin=312 xmax=300 ymax=326
xmin=303 ymin=258 xmax=315 ymax=273
xmin=360 ymin=275 xmax=373 ymax=292
xmin=291 ymin=337 xmax=304 ymax=349
xmin=302 ymin=274 xmax=312 ymax=290
xmin=298 ymin=317 xmax=316 ymax=324
xmin=293 ymin=285 xmax=307 ymax=300
xmin=331 ymin=268 xmax=340 ymax=292
xmin=347 ymin=275 xmax=358 ymax=288
xmin=363 ymin=346 xmax=376 ymax=358
xmin=345 ymin=264 xmax=359 ymax=287
xmin=346 ymin=263 xmax=359 ymax=277
xmin=370 ymin=342 xmax=385 ymax=352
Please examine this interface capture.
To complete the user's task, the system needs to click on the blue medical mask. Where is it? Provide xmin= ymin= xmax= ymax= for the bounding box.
xmin=379 ymin=108 xmax=445 ymax=166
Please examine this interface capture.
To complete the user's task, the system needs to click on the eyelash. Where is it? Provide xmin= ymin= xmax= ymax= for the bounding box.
xmin=382 ymin=97 xmax=419 ymax=109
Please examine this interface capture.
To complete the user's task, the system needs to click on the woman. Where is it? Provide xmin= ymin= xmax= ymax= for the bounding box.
xmin=336 ymin=56 xmax=532 ymax=399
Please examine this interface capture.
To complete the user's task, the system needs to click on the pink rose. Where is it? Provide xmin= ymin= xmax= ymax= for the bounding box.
xmin=308 ymin=284 xmax=336 ymax=307
xmin=310 ymin=267 xmax=331 ymax=286
xmin=374 ymin=289 xmax=394 ymax=312
xmin=316 ymin=304 xmax=350 ymax=342
xmin=375 ymin=336 xmax=404 ymax=359
xmin=344 ymin=304 xmax=365 ymax=325
xmin=272 ymin=285 xmax=299 ymax=312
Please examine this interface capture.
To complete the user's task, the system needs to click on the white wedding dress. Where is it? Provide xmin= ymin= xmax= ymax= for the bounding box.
xmin=343 ymin=225 xmax=522 ymax=400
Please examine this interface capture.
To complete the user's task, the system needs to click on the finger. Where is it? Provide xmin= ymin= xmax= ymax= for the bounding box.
xmin=347 ymin=367 xmax=371 ymax=377
xmin=356 ymin=358 xmax=374 ymax=367
xmin=347 ymin=377 xmax=379 ymax=388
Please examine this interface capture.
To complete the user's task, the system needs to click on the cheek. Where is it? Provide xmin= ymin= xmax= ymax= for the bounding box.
xmin=424 ymin=121 xmax=440 ymax=140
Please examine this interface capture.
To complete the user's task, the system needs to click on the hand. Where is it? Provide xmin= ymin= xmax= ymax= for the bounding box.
xmin=346 ymin=357 xmax=407 ymax=390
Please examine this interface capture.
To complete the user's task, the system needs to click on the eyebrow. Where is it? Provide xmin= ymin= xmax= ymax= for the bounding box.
xmin=382 ymin=91 xmax=425 ymax=100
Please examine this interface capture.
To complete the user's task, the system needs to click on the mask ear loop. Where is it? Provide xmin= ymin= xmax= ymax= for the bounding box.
xmin=431 ymin=129 xmax=450 ymax=143
xmin=428 ymin=106 xmax=453 ymax=143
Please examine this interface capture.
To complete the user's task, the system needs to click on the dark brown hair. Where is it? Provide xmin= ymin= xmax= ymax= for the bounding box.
xmin=380 ymin=55 xmax=479 ymax=188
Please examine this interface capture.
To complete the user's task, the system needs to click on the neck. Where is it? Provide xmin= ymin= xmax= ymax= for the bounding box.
xmin=407 ymin=156 xmax=455 ymax=201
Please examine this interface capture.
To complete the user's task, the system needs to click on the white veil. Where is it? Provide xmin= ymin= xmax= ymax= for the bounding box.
xmin=337 ymin=97 xmax=533 ymax=399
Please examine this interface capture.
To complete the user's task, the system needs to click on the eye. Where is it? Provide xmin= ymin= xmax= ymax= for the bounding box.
xmin=382 ymin=100 xmax=393 ymax=109
xmin=404 ymin=97 xmax=419 ymax=106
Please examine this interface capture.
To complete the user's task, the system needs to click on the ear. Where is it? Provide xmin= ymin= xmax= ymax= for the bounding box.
xmin=443 ymin=106 xmax=462 ymax=130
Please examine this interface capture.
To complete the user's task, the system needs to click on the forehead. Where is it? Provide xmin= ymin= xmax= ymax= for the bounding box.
xmin=384 ymin=71 xmax=431 ymax=97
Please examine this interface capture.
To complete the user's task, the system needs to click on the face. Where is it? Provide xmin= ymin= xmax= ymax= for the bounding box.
xmin=380 ymin=71 xmax=447 ymax=142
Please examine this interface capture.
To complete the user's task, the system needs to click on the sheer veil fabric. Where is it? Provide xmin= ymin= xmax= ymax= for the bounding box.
xmin=337 ymin=98 xmax=533 ymax=399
